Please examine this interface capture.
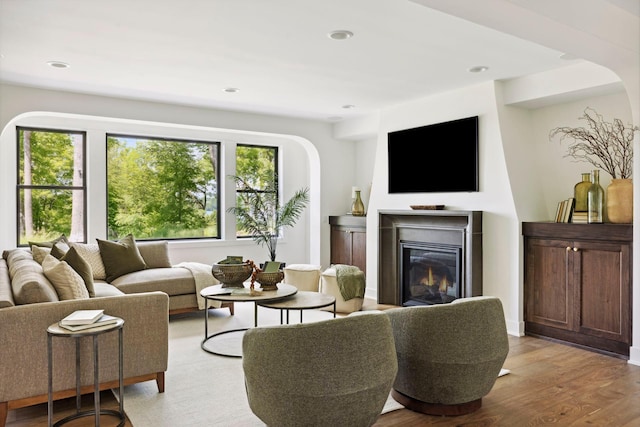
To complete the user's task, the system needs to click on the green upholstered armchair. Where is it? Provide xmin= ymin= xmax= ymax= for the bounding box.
xmin=385 ymin=296 xmax=509 ymax=416
xmin=242 ymin=312 xmax=398 ymax=427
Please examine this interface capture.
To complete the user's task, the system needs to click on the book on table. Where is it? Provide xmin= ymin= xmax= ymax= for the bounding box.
xmin=59 ymin=314 xmax=118 ymax=331
xmin=60 ymin=309 xmax=104 ymax=326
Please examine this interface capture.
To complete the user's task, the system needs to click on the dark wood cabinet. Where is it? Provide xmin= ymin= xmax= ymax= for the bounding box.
xmin=523 ymin=222 xmax=632 ymax=357
xmin=329 ymin=216 xmax=366 ymax=273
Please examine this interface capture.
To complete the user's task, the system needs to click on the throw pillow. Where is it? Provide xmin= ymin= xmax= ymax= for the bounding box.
xmin=31 ymin=246 xmax=51 ymax=264
xmin=50 ymin=241 xmax=70 ymax=259
xmin=29 ymin=234 xmax=69 ymax=249
xmin=61 ymin=246 xmax=95 ymax=297
xmin=97 ymin=234 xmax=147 ymax=282
xmin=41 ymin=255 xmax=90 ymax=300
xmin=69 ymin=243 xmax=107 ymax=280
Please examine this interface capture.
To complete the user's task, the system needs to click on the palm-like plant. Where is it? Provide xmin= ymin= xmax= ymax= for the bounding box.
xmin=227 ymin=175 xmax=310 ymax=261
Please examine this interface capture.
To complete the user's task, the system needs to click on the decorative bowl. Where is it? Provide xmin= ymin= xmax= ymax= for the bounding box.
xmin=212 ymin=263 xmax=253 ymax=288
xmin=255 ymin=270 xmax=285 ymax=291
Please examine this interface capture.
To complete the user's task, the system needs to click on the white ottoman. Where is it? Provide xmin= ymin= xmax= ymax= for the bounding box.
xmin=283 ymin=264 xmax=321 ymax=292
xmin=320 ymin=267 xmax=364 ymax=314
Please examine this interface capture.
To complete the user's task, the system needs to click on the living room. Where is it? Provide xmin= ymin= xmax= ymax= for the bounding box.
xmin=0 ymin=0 xmax=639 ymax=424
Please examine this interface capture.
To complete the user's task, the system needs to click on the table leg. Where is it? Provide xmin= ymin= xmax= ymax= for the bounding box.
xmin=118 ymin=328 xmax=124 ymax=416
xmin=75 ymin=339 xmax=81 ymax=411
xmin=47 ymin=335 xmax=53 ymax=427
xmin=93 ymin=335 xmax=100 ymax=427
xmin=333 ymin=301 xmax=336 ymax=318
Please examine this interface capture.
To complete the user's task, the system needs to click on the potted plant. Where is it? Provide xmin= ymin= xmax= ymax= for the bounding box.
xmin=549 ymin=107 xmax=638 ymax=223
xmin=227 ymin=174 xmax=310 ymax=263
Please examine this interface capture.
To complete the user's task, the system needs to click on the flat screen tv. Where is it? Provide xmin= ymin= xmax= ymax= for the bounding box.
xmin=387 ymin=116 xmax=479 ymax=193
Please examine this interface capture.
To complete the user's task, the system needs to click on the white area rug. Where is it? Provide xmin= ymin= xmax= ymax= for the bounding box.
xmin=123 ymin=303 xmax=403 ymax=426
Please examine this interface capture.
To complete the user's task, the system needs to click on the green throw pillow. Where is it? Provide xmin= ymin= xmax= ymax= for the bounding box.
xmin=50 ymin=241 xmax=70 ymax=259
xmin=97 ymin=234 xmax=147 ymax=282
xmin=29 ymin=234 xmax=69 ymax=249
xmin=61 ymin=246 xmax=95 ymax=297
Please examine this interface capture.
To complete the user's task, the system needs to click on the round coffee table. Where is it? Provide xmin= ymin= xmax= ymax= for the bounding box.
xmin=200 ymin=283 xmax=297 ymax=357
xmin=257 ymin=291 xmax=336 ymax=324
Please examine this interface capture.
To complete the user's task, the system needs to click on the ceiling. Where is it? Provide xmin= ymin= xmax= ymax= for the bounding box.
xmin=0 ymin=0 xmax=635 ymax=122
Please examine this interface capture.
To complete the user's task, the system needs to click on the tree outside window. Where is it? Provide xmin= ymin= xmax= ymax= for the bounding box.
xmin=235 ymin=144 xmax=278 ymax=238
xmin=17 ymin=127 xmax=86 ymax=245
xmin=106 ymin=135 xmax=219 ymax=240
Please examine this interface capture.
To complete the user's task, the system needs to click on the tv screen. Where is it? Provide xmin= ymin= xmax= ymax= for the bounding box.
xmin=387 ymin=116 xmax=479 ymax=193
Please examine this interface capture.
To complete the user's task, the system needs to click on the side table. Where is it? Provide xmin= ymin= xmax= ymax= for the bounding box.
xmin=47 ymin=317 xmax=125 ymax=427
xmin=257 ymin=291 xmax=336 ymax=324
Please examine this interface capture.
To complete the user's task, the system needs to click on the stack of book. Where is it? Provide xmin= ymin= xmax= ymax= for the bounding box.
xmin=59 ymin=309 xmax=118 ymax=331
xmin=555 ymin=198 xmax=575 ymax=223
xmin=571 ymin=211 xmax=589 ymax=223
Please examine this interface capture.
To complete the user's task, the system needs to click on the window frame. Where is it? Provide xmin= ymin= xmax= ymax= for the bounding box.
xmin=15 ymin=126 xmax=87 ymax=246
xmin=235 ymin=143 xmax=279 ymax=239
xmin=105 ymin=133 xmax=221 ymax=241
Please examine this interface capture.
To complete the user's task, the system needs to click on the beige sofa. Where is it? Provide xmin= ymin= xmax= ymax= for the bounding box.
xmin=0 ymin=240 xmax=227 ymax=426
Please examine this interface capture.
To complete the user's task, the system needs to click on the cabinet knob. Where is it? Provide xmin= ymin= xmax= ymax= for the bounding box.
xmin=566 ymin=246 xmax=571 ymax=252
xmin=573 ymin=247 xmax=579 ymax=252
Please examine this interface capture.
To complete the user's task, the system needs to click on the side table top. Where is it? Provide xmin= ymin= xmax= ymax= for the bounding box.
xmin=200 ymin=283 xmax=297 ymax=302
xmin=47 ymin=317 xmax=124 ymax=336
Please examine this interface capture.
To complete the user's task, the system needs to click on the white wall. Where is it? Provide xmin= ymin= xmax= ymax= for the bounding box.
xmin=0 ymin=83 xmax=356 ymax=269
xmin=347 ymin=80 xmax=633 ymax=339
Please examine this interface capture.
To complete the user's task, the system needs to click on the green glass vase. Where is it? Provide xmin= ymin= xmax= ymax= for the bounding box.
xmin=573 ymin=172 xmax=591 ymax=212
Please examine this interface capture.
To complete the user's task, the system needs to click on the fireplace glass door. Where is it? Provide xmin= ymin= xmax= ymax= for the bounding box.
xmin=401 ymin=243 xmax=462 ymax=306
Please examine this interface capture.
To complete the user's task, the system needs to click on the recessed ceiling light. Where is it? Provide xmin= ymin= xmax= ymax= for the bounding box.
xmin=468 ymin=66 xmax=489 ymax=73
xmin=341 ymin=104 xmax=356 ymax=109
xmin=328 ymin=30 xmax=354 ymax=40
xmin=223 ymin=87 xmax=239 ymax=93
xmin=47 ymin=61 xmax=70 ymax=69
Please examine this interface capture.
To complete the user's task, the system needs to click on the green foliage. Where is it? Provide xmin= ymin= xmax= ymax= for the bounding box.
xmin=18 ymin=129 xmax=78 ymax=244
xmin=227 ymin=174 xmax=309 ymax=261
xmin=107 ymin=136 xmax=218 ymax=239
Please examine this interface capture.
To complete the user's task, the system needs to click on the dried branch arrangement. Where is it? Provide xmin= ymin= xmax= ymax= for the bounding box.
xmin=549 ymin=107 xmax=638 ymax=179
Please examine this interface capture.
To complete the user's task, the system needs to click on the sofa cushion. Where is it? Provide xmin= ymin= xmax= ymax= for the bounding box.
xmin=42 ymin=255 xmax=90 ymax=300
xmin=61 ymin=246 xmax=95 ymax=297
xmin=5 ymin=249 xmax=60 ymax=304
xmin=0 ymin=259 xmax=15 ymax=308
xmin=97 ymin=234 xmax=147 ymax=282
xmin=111 ymin=267 xmax=195 ymax=297
xmin=69 ymin=242 xmax=107 ymax=281
xmin=93 ymin=281 xmax=126 ymax=297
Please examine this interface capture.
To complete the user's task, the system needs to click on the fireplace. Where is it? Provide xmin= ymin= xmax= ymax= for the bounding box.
xmin=401 ymin=242 xmax=462 ymax=306
xmin=378 ymin=210 xmax=482 ymax=306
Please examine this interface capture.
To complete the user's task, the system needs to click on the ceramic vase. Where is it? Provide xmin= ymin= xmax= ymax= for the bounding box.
xmin=606 ymin=178 xmax=633 ymax=223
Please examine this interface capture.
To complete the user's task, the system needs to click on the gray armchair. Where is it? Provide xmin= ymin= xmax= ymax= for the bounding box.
xmin=386 ymin=296 xmax=509 ymax=416
xmin=242 ymin=312 xmax=398 ymax=426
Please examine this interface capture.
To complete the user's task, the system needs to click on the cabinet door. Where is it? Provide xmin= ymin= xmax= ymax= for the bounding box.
xmin=350 ymin=229 xmax=366 ymax=273
xmin=525 ymin=238 xmax=576 ymax=331
xmin=330 ymin=226 xmax=352 ymax=266
xmin=574 ymin=241 xmax=631 ymax=344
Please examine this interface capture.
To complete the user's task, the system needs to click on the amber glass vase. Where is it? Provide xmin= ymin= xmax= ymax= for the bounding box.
xmin=351 ymin=190 xmax=365 ymax=216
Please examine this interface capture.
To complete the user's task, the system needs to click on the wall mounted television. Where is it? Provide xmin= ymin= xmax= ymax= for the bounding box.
xmin=387 ymin=116 xmax=479 ymax=193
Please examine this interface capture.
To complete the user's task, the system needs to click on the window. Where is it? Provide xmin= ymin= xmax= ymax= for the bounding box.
xmin=235 ymin=144 xmax=278 ymax=237
xmin=106 ymin=135 xmax=220 ymax=240
xmin=16 ymin=127 xmax=86 ymax=245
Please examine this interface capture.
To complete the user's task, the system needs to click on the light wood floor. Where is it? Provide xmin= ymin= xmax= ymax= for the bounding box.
xmin=7 ymin=319 xmax=640 ymax=426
